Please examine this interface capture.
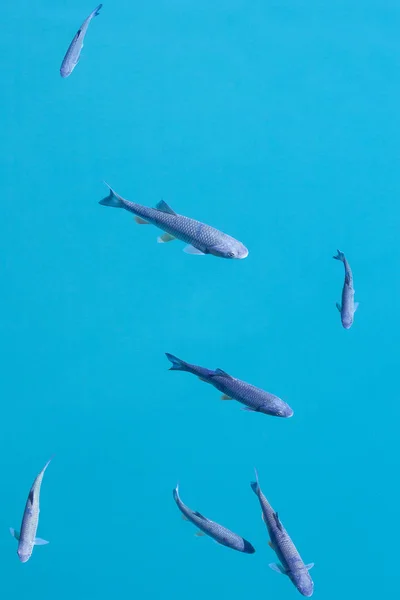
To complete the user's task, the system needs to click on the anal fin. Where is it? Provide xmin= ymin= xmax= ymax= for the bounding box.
xmin=158 ymin=233 xmax=176 ymax=243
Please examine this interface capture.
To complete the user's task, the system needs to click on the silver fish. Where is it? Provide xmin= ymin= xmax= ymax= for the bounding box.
xmin=10 ymin=458 xmax=53 ymax=563
xmin=333 ymin=249 xmax=359 ymax=329
xmin=99 ymin=183 xmax=248 ymax=259
xmin=60 ymin=4 xmax=103 ymax=78
xmin=173 ymin=484 xmax=255 ymax=553
xmin=251 ymin=470 xmax=314 ymax=597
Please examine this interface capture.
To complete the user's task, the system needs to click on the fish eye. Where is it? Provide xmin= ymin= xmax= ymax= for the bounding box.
xmin=227 ymin=251 xmax=235 ymax=258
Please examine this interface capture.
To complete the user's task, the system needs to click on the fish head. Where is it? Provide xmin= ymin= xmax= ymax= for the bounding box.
xmin=276 ymin=404 xmax=294 ymax=418
xmin=241 ymin=538 xmax=256 ymax=554
xmin=17 ymin=542 xmax=32 ymax=563
xmin=342 ymin=313 xmax=353 ymax=329
xmin=290 ymin=570 xmax=314 ymax=597
xmin=259 ymin=400 xmax=294 ymax=418
xmin=209 ymin=239 xmax=248 ymax=259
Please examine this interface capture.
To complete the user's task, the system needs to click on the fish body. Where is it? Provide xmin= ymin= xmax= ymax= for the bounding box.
xmin=251 ymin=471 xmax=314 ymax=597
xmin=333 ymin=249 xmax=358 ymax=329
xmin=99 ymin=183 xmax=248 ymax=259
xmin=173 ymin=484 xmax=255 ymax=553
xmin=10 ymin=458 xmax=52 ymax=563
xmin=60 ymin=4 xmax=103 ymax=78
xmin=166 ymin=353 xmax=293 ymax=417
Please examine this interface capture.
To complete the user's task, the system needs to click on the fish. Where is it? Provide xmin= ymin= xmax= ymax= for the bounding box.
xmin=333 ymin=249 xmax=359 ymax=329
xmin=250 ymin=470 xmax=314 ymax=597
xmin=99 ymin=183 xmax=248 ymax=259
xmin=10 ymin=458 xmax=53 ymax=563
xmin=60 ymin=4 xmax=103 ymax=78
xmin=165 ymin=353 xmax=293 ymax=417
xmin=173 ymin=484 xmax=255 ymax=553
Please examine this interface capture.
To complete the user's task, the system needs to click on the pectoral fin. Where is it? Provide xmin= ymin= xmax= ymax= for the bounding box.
xmin=268 ymin=540 xmax=273 ymax=548
xmin=34 ymin=537 xmax=49 ymax=545
xmin=134 ymin=216 xmax=150 ymax=225
xmin=354 ymin=302 xmax=359 ymax=312
xmin=221 ymin=394 xmax=232 ymax=400
xmin=184 ymin=245 xmax=205 ymax=255
xmin=269 ymin=563 xmax=287 ymax=575
xmin=195 ymin=531 xmax=205 ymax=537
xmin=157 ymin=233 xmax=176 ymax=243
xmin=336 ymin=302 xmax=342 ymax=312
xmin=9 ymin=528 xmax=20 ymax=541
xmin=306 ymin=563 xmax=314 ymax=570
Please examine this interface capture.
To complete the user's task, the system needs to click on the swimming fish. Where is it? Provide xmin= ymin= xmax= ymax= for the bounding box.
xmin=333 ymin=249 xmax=358 ymax=329
xmin=250 ymin=470 xmax=314 ymax=597
xmin=173 ymin=484 xmax=255 ymax=553
xmin=60 ymin=4 xmax=103 ymax=78
xmin=165 ymin=353 xmax=293 ymax=417
xmin=10 ymin=458 xmax=53 ymax=563
xmin=99 ymin=183 xmax=248 ymax=259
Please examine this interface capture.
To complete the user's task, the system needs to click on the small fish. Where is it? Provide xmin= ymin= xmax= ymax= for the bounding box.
xmin=250 ymin=470 xmax=314 ymax=597
xmin=173 ymin=484 xmax=255 ymax=554
xmin=99 ymin=183 xmax=248 ymax=259
xmin=165 ymin=353 xmax=293 ymax=417
xmin=60 ymin=4 xmax=103 ymax=78
xmin=333 ymin=249 xmax=359 ymax=329
xmin=10 ymin=458 xmax=53 ymax=563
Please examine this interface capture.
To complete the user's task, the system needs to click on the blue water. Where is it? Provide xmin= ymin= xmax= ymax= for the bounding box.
xmin=1 ymin=0 xmax=398 ymax=597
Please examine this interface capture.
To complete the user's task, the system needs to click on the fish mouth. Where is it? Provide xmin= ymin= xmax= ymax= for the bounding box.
xmin=238 ymin=248 xmax=249 ymax=259
xmin=242 ymin=539 xmax=256 ymax=554
xmin=18 ymin=553 xmax=30 ymax=563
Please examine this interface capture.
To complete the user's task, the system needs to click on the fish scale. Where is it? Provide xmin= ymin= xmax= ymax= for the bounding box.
xmin=165 ymin=353 xmax=293 ymax=417
xmin=333 ymin=249 xmax=358 ymax=329
xmin=10 ymin=458 xmax=52 ymax=563
xmin=60 ymin=4 xmax=103 ymax=78
xmin=99 ymin=184 xmax=248 ymax=259
xmin=251 ymin=472 xmax=314 ymax=597
xmin=173 ymin=485 xmax=255 ymax=554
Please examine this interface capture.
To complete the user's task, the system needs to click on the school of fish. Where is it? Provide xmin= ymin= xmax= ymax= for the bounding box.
xmin=7 ymin=4 xmax=364 ymax=598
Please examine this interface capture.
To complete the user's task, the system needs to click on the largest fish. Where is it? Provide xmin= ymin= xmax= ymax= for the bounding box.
xmin=166 ymin=353 xmax=293 ymax=417
xmin=60 ymin=4 xmax=103 ymax=78
xmin=99 ymin=183 xmax=248 ymax=259
xmin=10 ymin=458 xmax=53 ymax=563
xmin=250 ymin=470 xmax=314 ymax=597
xmin=173 ymin=484 xmax=255 ymax=554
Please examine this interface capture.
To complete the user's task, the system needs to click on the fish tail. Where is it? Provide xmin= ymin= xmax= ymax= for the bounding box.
xmin=173 ymin=483 xmax=180 ymax=502
xmin=42 ymin=455 xmax=54 ymax=472
xmin=165 ymin=353 xmax=190 ymax=372
xmin=333 ymin=249 xmax=345 ymax=262
xmin=250 ymin=468 xmax=260 ymax=495
xmin=99 ymin=182 xmax=124 ymax=208
xmin=94 ymin=4 xmax=103 ymax=16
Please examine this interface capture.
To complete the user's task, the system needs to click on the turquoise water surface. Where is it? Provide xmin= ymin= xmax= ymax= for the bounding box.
xmin=1 ymin=1 xmax=399 ymax=598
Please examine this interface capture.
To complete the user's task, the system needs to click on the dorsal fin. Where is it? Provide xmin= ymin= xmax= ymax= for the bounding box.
xmin=193 ymin=511 xmax=206 ymax=520
xmin=273 ymin=512 xmax=283 ymax=532
xmin=214 ymin=368 xmax=232 ymax=378
xmin=155 ymin=200 xmax=176 ymax=215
